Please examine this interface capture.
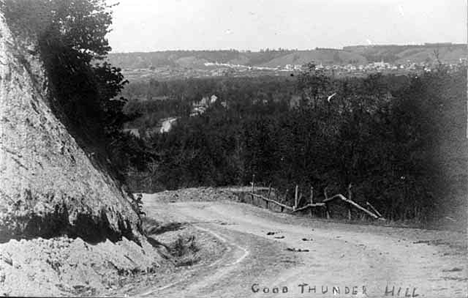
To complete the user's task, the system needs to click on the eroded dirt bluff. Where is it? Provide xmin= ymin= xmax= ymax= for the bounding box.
xmin=0 ymin=12 xmax=140 ymax=242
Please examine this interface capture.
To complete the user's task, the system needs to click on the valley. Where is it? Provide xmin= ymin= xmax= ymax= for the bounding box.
xmin=108 ymin=44 xmax=468 ymax=81
xmin=1 ymin=1 xmax=466 ymax=297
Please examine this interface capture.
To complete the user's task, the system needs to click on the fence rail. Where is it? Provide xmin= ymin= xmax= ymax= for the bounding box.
xmin=248 ymin=185 xmax=384 ymax=220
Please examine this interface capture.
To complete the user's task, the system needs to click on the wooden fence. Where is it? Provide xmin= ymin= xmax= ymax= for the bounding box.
xmin=245 ymin=183 xmax=384 ymax=221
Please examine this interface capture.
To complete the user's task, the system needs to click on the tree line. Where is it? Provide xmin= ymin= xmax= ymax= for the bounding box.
xmin=125 ymin=65 xmax=467 ymax=224
xmin=4 ymin=0 xmax=465 ymax=225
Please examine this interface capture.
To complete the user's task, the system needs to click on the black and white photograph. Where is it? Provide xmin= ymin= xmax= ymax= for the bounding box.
xmin=0 ymin=0 xmax=466 ymax=297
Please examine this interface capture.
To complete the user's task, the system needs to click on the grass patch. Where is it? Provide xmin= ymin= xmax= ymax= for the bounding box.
xmin=169 ymin=235 xmax=200 ymax=267
xmin=142 ymin=217 xmax=185 ymax=236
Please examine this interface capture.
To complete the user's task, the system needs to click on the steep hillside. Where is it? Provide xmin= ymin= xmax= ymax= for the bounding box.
xmin=109 ymin=50 xmax=247 ymax=69
xmin=107 ymin=49 xmax=364 ymax=69
xmin=0 ymin=9 xmax=171 ymax=296
xmin=260 ymin=49 xmax=367 ymax=67
xmin=344 ymin=44 xmax=467 ymax=63
xmin=394 ymin=47 xmax=466 ymax=64
xmin=0 ymin=11 xmax=140 ymax=244
xmin=108 ymin=44 xmax=466 ymax=72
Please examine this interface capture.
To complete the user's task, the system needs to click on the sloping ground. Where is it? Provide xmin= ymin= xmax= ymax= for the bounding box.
xmin=0 ymin=11 xmax=168 ymax=296
xmin=261 ymin=50 xmax=367 ymax=67
xmin=395 ymin=47 xmax=467 ymax=64
xmin=151 ymin=187 xmax=240 ymax=203
xmin=0 ymin=12 xmax=139 ymax=243
xmin=108 ymin=46 xmax=466 ymax=72
xmin=175 ymin=56 xmax=209 ymax=68
xmin=0 ymin=236 xmax=166 ymax=296
xmin=345 ymin=44 xmax=467 ymax=64
xmin=107 ymin=49 xmax=369 ymax=70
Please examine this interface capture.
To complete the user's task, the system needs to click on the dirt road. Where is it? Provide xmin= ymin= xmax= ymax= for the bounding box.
xmin=138 ymin=191 xmax=466 ymax=298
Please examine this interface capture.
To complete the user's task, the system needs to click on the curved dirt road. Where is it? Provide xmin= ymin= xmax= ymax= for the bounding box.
xmin=138 ymin=193 xmax=466 ymax=298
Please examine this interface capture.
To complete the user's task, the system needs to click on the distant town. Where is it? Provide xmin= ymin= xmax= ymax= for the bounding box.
xmin=108 ymin=43 xmax=468 ymax=81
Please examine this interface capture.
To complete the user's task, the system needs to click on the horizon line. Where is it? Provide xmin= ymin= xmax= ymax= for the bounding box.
xmin=109 ymin=42 xmax=465 ymax=54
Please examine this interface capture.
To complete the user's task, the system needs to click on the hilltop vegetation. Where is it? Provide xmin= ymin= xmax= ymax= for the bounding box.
xmin=344 ymin=44 xmax=466 ymax=64
xmin=108 ymin=44 xmax=467 ymax=70
xmin=260 ymin=50 xmax=366 ymax=67
xmin=123 ymin=65 xmax=467 ymax=227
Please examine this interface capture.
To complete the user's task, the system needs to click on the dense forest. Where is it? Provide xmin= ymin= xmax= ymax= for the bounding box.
xmin=3 ymin=0 xmax=465 ymax=226
xmin=123 ymin=65 xmax=467 ymax=224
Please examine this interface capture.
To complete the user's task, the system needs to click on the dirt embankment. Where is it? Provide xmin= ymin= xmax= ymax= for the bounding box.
xmin=0 ymin=236 xmax=166 ymax=296
xmin=0 ymin=11 xmax=141 ymax=243
xmin=0 ymin=11 xmax=170 ymax=296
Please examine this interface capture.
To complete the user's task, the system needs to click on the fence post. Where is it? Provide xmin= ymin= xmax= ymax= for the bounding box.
xmin=324 ymin=187 xmax=331 ymax=219
xmin=251 ymin=174 xmax=255 ymax=205
xmin=347 ymin=183 xmax=353 ymax=220
xmin=310 ymin=186 xmax=314 ymax=204
xmin=251 ymin=174 xmax=255 ymax=194
xmin=294 ymin=185 xmax=299 ymax=210
xmin=309 ymin=186 xmax=314 ymax=217
xmin=266 ymin=184 xmax=272 ymax=210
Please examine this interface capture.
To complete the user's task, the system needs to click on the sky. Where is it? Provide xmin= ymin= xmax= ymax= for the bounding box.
xmin=107 ymin=0 xmax=466 ymax=52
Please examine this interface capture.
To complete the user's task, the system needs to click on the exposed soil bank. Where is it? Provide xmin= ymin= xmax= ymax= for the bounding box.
xmin=0 ymin=236 xmax=167 ymax=296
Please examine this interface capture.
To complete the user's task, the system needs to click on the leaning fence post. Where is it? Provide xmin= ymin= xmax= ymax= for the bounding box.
xmin=366 ymin=201 xmax=383 ymax=218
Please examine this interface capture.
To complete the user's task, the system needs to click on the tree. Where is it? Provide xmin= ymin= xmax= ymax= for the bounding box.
xmin=4 ymin=0 xmax=114 ymax=59
xmin=4 ymin=0 xmax=140 ymax=180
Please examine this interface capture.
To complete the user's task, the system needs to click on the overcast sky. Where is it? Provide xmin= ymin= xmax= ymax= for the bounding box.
xmin=107 ymin=0 xmax=466 ymax=52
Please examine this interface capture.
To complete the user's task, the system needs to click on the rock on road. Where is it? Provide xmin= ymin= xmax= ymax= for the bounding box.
xmin=138 ymin=191 xmax=467 ymax=298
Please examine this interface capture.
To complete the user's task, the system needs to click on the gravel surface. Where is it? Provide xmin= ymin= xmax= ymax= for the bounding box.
xmin=136 ymin=189 xmax=467 ymax=298
xmin=0 ymin=236 xmax=167 ymax=296
xmin=2 ymin=188 xmax=465 ymax=297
